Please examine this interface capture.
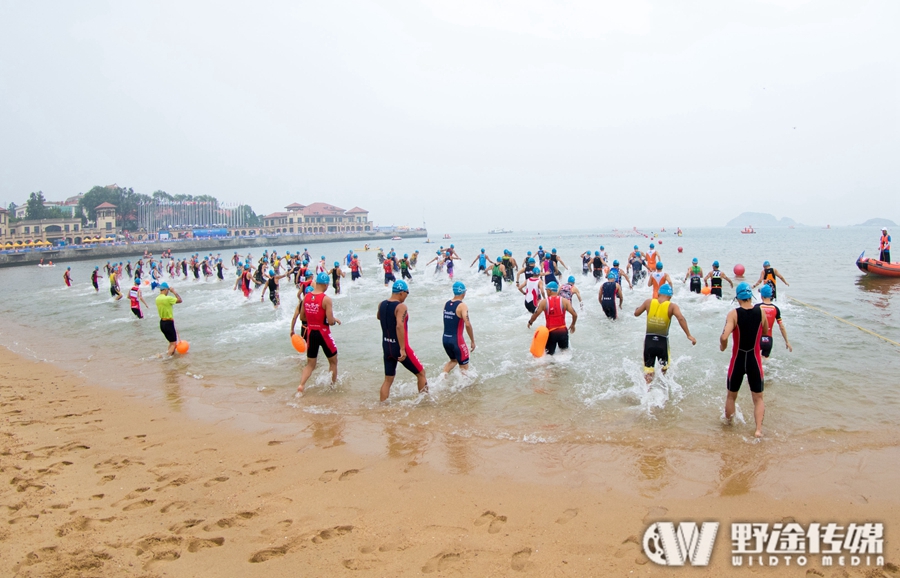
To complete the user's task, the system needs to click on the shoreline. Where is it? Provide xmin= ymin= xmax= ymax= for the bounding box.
xmin=0 ymin=230 xmax=426 ymax=268
xmin=2 ymin=346 xmax=900 ymax=576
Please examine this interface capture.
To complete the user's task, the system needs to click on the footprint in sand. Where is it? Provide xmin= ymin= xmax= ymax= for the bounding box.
xmin=642 ymin=506 xmax=668 ymax=523
xmin=261 ymin=520 xmax=293 ymax=536
xmin=339 ymin=469 xmax=359 ymax=481
xmin=319 ymin=469 xmax=338 ymax=482
xmin=249 ymin=545 xmax=290 ymax=563
xmin=511 ymin=547 xmax=532 ymax=571
xmin=250 ymin=466 xmax=277 ymax=476
xmin=160 ymin=501 xmax=188 ymax=514
xmin=123 ymin=499 xmax=156 ymax=511
xmin=169 ymin=519 xmax=205 ymax=534
xmin=8 ymin=514 xmax=39 ymax=525
xmin=98 ymin=474 xmax=116 ymax=485
xmin=556 ymin=509 xmax=579 ymax=524
xmin=474 ymin=510 xmax=507 ymax=534
xmin=422 ymin=551 xmax=462 ymax=573
xmin=203 ymin=476 xmax=229 ymax=487
xmin=311 ymin=525 xmax=354 ymax=544
xmin=267 ymin=440 xmax=284 ymax=446
xmin=187 ymin=537 xmax=225 ymax=553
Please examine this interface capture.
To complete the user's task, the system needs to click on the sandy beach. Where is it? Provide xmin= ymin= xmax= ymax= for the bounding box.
xmin=2 ymin=345 xmax=899 ymax=577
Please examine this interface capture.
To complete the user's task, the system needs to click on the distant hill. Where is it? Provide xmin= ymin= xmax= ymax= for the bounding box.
xmin=855 ymin=218 xmax=896 ymax=227
xmin=726 ymin=212 xmax=798 ymax=227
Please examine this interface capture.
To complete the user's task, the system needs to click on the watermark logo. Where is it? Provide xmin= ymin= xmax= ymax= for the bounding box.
xmin=643 ymin=522 xmax=719 ymax=566
xmin=643 ymin=521 xmax=885 ymax=568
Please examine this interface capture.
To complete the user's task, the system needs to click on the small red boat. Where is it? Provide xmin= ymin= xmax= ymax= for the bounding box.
xmin=741 ymin=226 xmax=756 ymax=234
xmin=857 ymin=252 xmax=900 ymax=278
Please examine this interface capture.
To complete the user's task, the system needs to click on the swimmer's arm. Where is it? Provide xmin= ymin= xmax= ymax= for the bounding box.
xmin=260 ymin=284 xmax=268 ymax=301
xmin=671 ymin=304 xmax=696 ymax=345
xmin=290 ymin=304 xmax=301 ymax=335
xmin=557 ymin=257 xmax=567 ymax=269
xmin=775 ymin=269 xmax=789 ymax=285
xmin=778 ymin=320 xmax=792 ymax=351
xmin=516 ymin=280 xmax=526 ymax=294
xmin=324 ymin=297 xmax=340 ymax=326
xmin=723 ymin=273 xmax=734 ymax=287
xmin=566 ymin=299 xmax=577 ymax=332
xmin=573 ymin=286 xmax=582 ymax=303
xmin=617 ymin=285 xmax=624 ymax=307
xmin=470 ymin=257 xmax=479 ymax=267
xmin=634 ymin=299 xmax=650 ymax=317
xmin=761 ymin=313 xmax=769 ymax=337
xmin=170 ymin=289 xmax=182 ymax=304
xmin=395 ymin=306 xmax=408 ymax=359
xmin=720 ymin=311 xmax=737 ymax=351
xmin=752 ymin=270 xmax=765 ymax=288
xmin=527 ymin=300 xmax=546 ymax=327
xmin=461 ymin=305 xmax=475 ymax=349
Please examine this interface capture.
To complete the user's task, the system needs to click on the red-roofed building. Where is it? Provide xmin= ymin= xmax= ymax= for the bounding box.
xmin=259 ymin=202 xmax=371 ymax=234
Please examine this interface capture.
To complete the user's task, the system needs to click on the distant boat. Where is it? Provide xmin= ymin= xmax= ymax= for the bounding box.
xmin=391 ymin=236 xmax=402 ymax=240
xmin=741 ymin=226 xmax=756 ymax=234
xmin=824 ymin=225 xmax=831 ymax=229
xmin=443 ymin=234 xmax=451 ymax=239
xmin=660 ymin=227 xmax=666 ymax=232
xmin=488 ymin=228 xmax=513 ymax=234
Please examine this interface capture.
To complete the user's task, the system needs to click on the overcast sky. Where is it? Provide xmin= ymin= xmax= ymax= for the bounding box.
xmin=1 ymin=0 xmax=897 ymax=231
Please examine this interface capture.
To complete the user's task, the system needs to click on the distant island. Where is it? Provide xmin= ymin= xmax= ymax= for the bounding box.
xmin=726 ymin=212 xmax=798 ymax=227
xmin=855 ymin=218 xmax=897 ymax=227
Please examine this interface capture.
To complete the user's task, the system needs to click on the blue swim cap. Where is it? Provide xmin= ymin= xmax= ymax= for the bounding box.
xmin=320 ymin=255 xmax=325 ymax=260
xmin=452 ymin=281 xmax=466 ymax=295
xmin=497 ymin=256 xmax=502 ymax=262
xmin=546 ymin=281 xmax=559 ymax=292
xmin=613 ymin=260 xmax=619 ymax=266
xmin=650 ymin=243 xmax=655 ymax=248
xmin=303 ymin=260 xmax=308 ymax=265
xmin=634 ymin=245 xmax=639 ymax=250
xmin=504 ymin=249 xmax=510 ymax=255
xmin=160 ymin=282 xmax=170 ymax=289
xmin=481 ymin=248 xmax=485 ymax=253
xmin=760 ymin=284 xmax=773 ymax=298
xmin=658 ymin=283 xmax=673 ymax=296
xmin=635 ymin=251 xmax=641 ymax=257
xmin=305 ymin=270 xmax=313 ymax=277
xmin=392 ymin=280 xmax=409 ymax=293
xmin=67 ymin=266 xmax=70 ymax=270
xmin=600 ymin=246 xmax=605 ymax=250
xmin=527 ymin=251 xmax=532 ymax=255
xmin=403 ymin=254 xmax=408 ymax=258
xmin=594 ymin=251 xmax=599 ymax=256
xmin=736 ymin=282 xmax=753 ymax=300
xmin=532 ymin=267 xmax=540 ymax=274
xmin=763 ymin=261 xmax=771 ymax=267
xmin=94 ymin=266 xmax=98 ymax=270
xmin=656 ymin=262 xmax=663 ymax=270
xmin=608 ymin=272 xmax=616 ymax=280
xmin=450 ymin=244 xmax=454 ymax=248
xmin=316 ymin=272 xmax=329 ymax=285
xmin=268 ymin=269 xmax=275 ymax=276
xmin=527 ymin=258 xmax=535 ymax=264
xmin=567 ymin=276 xmax=575 ymax=283
xmin=353 ymin=254 xmax=358 ymax=258
xmin=713 ymin=260 xmax=719 ymax=267
xmin=551 ymin=248 xmax=557 ymax=253
xmin=692 ymin=258 xmax=698 ymax=264
xmin=334 ymin=261 xmax=340 ymax=267
xmin=436 ymin=251 xmax=441 ymax=255
xmin=539 ymin=245 xmax=543 ymax=250
xmin=305 ymin=286 xmax=314 ymax=293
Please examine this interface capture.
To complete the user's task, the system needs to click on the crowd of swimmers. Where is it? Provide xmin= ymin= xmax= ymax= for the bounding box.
xmin=64 ymin=242 xmax=795 ymax=438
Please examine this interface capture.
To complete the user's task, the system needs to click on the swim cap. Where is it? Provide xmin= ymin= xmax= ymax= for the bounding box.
xmin=594 ymin=251 xmax=599 ymax=256
xmin=403 ymin=254 xmax=408 ymax=258
xmin=656 ymin=262 xmax=663 ymax=270
xmin=567 ymin=276 xmax=575 ymax=283
xmin=160 ymin=282 xmax=170 ymax=290
xmin=334 ymin=261 xmax=340 ymax=267
xmin=303 ymin=260 xmax=308 ymax=265
xmin=634 ymin=245 xmax=639 ymax=250
xmin=497 ymin=256 xmax=502 ymax=262
xmin=712 ymin=260 xmax=719 ymax=267
xmin=692 ymin=258 xmax=698 ymax=264
xmin=527 ymin=251 xmax=532 ymax=255
xmin=650 ymin=243 xmax=655 ymax=248
xmin=533 ymin=267 xmax=540 ymax=274
xmin=608 ymin=272 xmax=616 ymax=280
xmin=527 ymin=258 xmax=535 ymax=264
xmin=760 ymin=284 xmax=773 ymax=298
xmin=316 ymin=272 xmax=329 ymax=285
xmin=763 ymin=261 xmax=770 ymax=267
xmin=268 ymin=269 xmax=275 ymax=276
xmin=320 ymin=255 xmax=325 ymax=260
xmin=600 ymin=246 xmax=605 ymax=250
xmin=436 ymin=251 xmax=441 ymax=255
xmin=551 ymin=248 xmax=557 ymax=253
xmin=504 ymin=249 xmax=510 ymax=255
xmin=305 ymin=286 xmax=314 ymax=294
xmin=305 ymin=270 xmax=313 ymax=277
xmin=539 ymin=245 xmax=543 ymax=250
xmin=353 ymin=254 xmax=358 ymax=258
xmin=546 ymin=281 xmax=559 ymax=292
xmin=392 ymin=280 xmax=409 ymax=293
xmin=452 ymin=281 xmax=466 ymax=295
xmin=658 ymin=283 xmax=673 ymax=296
xmin=635 ymin=251 xmax=641 ymax=257
xmin=450 ymin=244 xmax=454 ymax=248
xmin=67 ymin=266 xmax=70 ymax=270
xmin=481 ymin=248 xmax=485 ymax=253
xmin=613 ymin=260 xmax=619 ymax=266
xmin=94 ymin=266 xmax=98 ymax=270
xmin=736 ymin=282 xmax=753 ymax=300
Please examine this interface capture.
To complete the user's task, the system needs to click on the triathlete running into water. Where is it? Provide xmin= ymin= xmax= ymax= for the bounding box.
xmin=292 ymin=272 xmax=341 ymax=394
xmin=91 ymin=266 xmax=100 ymax=292
xmin=441 ymin=282 xmax=476 ymax=376
xmin=558 ymin=276 xmax=583 ymax=309
xmin=377 ymin=280 xmax=427 ymax=401
xmin=527 ymin=281 xmax=578 ymax=356
xmin=647 ymin=261 xmax=673 ymax=299
xmin=757 ymin=284 xmax=792 ymax=359
xmin=470 ymin=249 xmax=489 ymax=273
xmin=128 ymin=279 xmax=149 ymax=319
xmin=488 ymin=257 xmax=506 ymax=292
xmin=591 ymin=251 xmax=606 ymax=283
xmin=63 ymin=267 xmax=72 ymax=287
xmin=634 ymin=283 xmax=696 ymax=384
xmin=517 ymin=267 xmax=544 ymax=313
xmin=683 ymin=258 xmax=703 ymax=294
xmin=703 ymin=261 xmax=733 ymax=299
xmin=599 ymin=272 xmax=624 ymax=320
xmin=721 ymin=282 xmax=769 ymax=438
xmin=260 ymin=269 xmax=289 ymax=308
xmin=330 ymin=262 xmax=345 ymax=294
xmin=752 ymin=260 xmax=789 ymax=300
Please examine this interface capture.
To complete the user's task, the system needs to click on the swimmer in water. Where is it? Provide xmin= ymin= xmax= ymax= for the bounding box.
xmin=91 ymin=266 xmax=100 ymax=292
xmin=634 ymin=283 xmax=696 ymax=384
xmin=350 ymin=254 xmax=362 ymax=281
xmin=752 ymin=261 xmax=789 ymax=300
xmin=63 ymin=267 xmax=72 ymax=287
xmin=382 ymin=257 xmax=397 ymax=286
xmin=109 ymin=269 xmax=123 ymax=301
xmin=260 ymin=268 xmax=289 ymax=308
xmin=292 ymin=272 xmax=341 ymax=394
xmin=558 ymin=276 xmax=583 ymax=310
xmin=488 ymin=257 xmax=506 ymax=292
xmin=517 ymin=267 xmax=544 ymax=313
xmin=590 ymin=251 xmax=606 ymax=283
xmin=377 ymin=280 xmax=427 ymax=401
xmin=647 ymin=261 xmax=673 ymax=300
xmin=441 ymin=282 xmax=476 ymax=376
xmin=599 ymin=272 xmax=624 ymax=320
xmin=703 ymin=261 xmax=733 ymax=299
xmin=128 ymin=278 xmax=149 ymax=319
xmin=156 ymin=283 xmax=183 ymax=357
xmin=756 ymin=284 xmax=792 ymax=359
xmin=527 ymin=281 xmax=578 ymax=356
xmin=607 ymin=260 xmax=632 ymax=290
xmin=330 ymin=261 xmax=345 ymax=294
xmin=470 ymin=249 xmax=490 ymax=273
xmin=683 ymin=258 xmax=703 ymax=294
xmin=721 ymin=282 xmax=769 ymax=438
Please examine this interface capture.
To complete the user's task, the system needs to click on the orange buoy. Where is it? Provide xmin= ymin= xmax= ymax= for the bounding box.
xmin=291 ymin=333 xmax=306 ymax=353
xmin=175 ymin=340 xmax=190 ymax=354
xmin=701 ymin=286 xmax=711 ymax=295
xmin=529 ymin=326 xmax=549 ymax=358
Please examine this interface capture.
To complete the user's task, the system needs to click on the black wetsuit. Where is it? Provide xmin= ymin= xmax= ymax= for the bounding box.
xmin=727 ymin=306 xmax=764 ymax=393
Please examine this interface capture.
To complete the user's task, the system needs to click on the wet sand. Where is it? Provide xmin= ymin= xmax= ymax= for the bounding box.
xmin=2 ymin=346 xmax=899 ymax=577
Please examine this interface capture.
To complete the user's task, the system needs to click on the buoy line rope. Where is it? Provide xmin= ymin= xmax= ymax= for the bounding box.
xmin=789 ymin=296 xmax=900 ymax=349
